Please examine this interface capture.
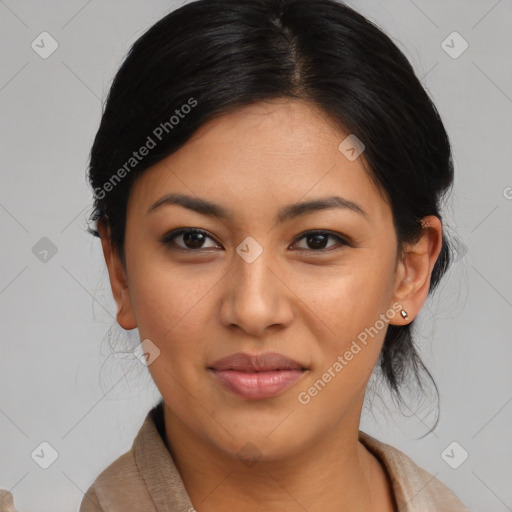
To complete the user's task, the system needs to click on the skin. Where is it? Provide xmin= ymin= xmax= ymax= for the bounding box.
xmin=99 ymin=98 xmax=442 ymax=512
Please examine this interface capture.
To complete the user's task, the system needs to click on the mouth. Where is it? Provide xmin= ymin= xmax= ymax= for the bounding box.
xmin=208 ymin=352 xmax=308 ymax=400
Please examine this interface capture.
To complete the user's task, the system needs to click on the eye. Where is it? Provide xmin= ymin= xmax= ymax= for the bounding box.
xmin=161 ymin=228 xmax=221 ymax=251
xmin=161 ymin=228 xmax=352 ymax=253
xmin=291 ymin=230 xmax=351 ymax=252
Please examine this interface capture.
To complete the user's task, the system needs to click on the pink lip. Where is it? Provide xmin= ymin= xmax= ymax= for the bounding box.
xmin=208 ymin=352 xmax=308 ymax=400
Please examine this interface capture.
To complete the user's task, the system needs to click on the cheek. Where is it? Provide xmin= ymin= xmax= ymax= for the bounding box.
xmin=135 ymin=269 xmax=212 ymax=412
xmin=301 ymin=259 xmax=395 ymax=383
xmin=129 ymin=259 xmax=218 ymax=344
xmin=307 ymin=262 xmax=393 ymax=337
xmin=295 ymin=281 xmax=390 ymax=422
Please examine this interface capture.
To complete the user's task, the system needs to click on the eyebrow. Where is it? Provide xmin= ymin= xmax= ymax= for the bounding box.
xmin=147 ymin=193 xmax=368 ymax=223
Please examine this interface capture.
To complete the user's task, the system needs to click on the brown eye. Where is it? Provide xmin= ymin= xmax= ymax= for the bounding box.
xmin=161 ymin=228 xmax=221 ymax=251
xmin=292 ymin=230 xmax=350 ymax=251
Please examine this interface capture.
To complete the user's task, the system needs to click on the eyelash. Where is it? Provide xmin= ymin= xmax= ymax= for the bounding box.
xmin=160 ymin=228 xmax=353 ymax=253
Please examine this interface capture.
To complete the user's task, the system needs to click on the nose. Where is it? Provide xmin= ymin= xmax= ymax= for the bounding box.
xmin=219 ymin=243 xmax=294 ymax=337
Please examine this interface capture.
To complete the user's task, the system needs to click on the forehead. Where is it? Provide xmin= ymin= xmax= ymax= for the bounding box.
xmin=127 ymin=99 xmax=390 ymax=228
xmin=184 ymin=98 xmax=352 ymax=167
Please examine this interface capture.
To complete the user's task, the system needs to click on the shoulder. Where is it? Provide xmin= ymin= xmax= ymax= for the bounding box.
xmin=79 ymin=401 xmax=191 ymax=512
xmin=79 ymin=446 xmax=154 ymax=512
xmin=359 ymin=431 xmax=471 ymax=512
xmin=0 ymin=489 xmax=20 ymax=512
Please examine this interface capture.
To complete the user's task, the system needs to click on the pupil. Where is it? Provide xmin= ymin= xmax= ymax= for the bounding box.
xmin=308 ymin=234 xmax=327 ymax=249
xmin=184 ymin=231 xmax=204 ymax=249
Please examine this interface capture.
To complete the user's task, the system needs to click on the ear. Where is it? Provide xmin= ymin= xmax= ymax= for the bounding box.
xmin=389 ymin=215 xmax=443 ymax=325
xmin=97 ymin=219 xmax=137 ymax=330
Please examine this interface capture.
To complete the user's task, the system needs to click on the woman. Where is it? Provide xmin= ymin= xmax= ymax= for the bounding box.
xmin=81 ymin=0 xmax=470 ymax=510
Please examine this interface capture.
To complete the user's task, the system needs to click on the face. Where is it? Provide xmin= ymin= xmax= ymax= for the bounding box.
xmin=100 ymin=98 xmax=441 ymax=462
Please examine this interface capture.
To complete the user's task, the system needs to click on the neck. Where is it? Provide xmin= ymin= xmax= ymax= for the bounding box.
xmin=162 ymin=402 xmax=390 ymax=512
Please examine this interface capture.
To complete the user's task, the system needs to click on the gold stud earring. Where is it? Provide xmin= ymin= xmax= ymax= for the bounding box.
xmin=400 ymin=309 xmax=408 ymax=320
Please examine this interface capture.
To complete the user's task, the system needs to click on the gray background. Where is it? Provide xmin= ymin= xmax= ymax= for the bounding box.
xmin=1 ymin=0 xmax=511 ymax=511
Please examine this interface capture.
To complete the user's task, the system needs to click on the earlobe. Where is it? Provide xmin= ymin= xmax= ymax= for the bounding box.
xmin=117 ymin=288 xmax=138 ymax=330
xmin=97 ymin=220 xmax=138 ymax=330
xmin=389 ymin=215 xmax=443 ymax=325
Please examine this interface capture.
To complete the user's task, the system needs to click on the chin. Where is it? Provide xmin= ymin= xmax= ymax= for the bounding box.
xmin=211 ymin=424 xmax=307 ymax=465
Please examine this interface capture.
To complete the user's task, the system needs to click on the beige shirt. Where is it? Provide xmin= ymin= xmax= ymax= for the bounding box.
xmin=0 ymin=401 xmax=470 ymax=512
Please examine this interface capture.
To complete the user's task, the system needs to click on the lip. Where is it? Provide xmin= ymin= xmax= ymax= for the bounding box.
xmin=209 ymin=352 xmax=306 ymax=372
xmin=208 ymin=352 xmax=308 ymax=400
